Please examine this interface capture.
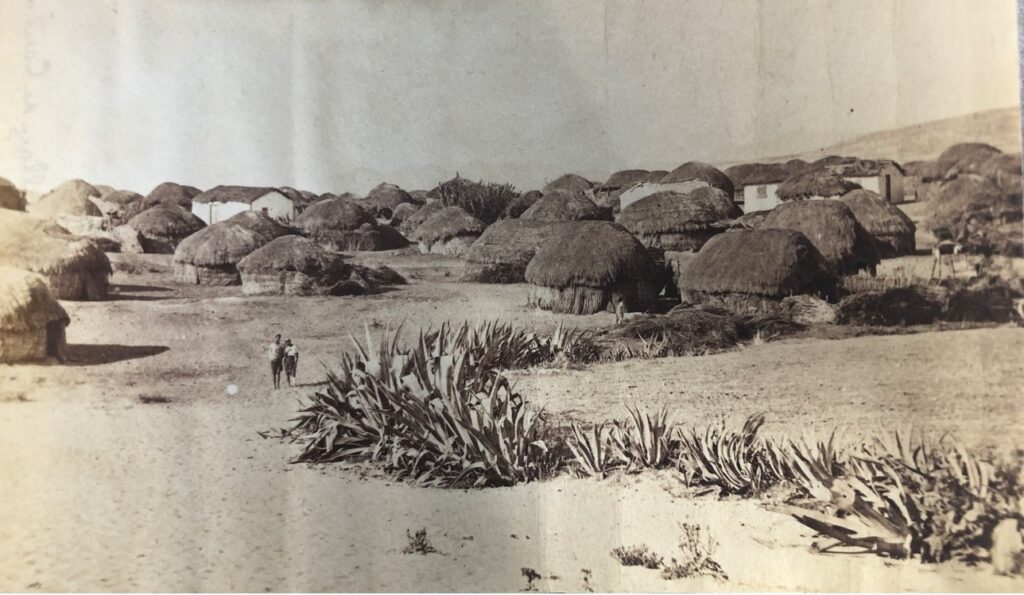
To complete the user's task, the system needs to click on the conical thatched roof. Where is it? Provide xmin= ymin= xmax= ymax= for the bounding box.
xmin=761 ymin=199 xmax=880 ymax=275
xmin=412 ymin=206 xmax=485 ymax=244
xmin=936 ymin=143 xmax=1002 ymax=179
xmin=225 ymin=210 xmax=295 ymax=237
xmin=602 ymin=169 xmax=649 ymax=190
xmin=660 ymin=162 xmax=734 ymax=195
xmin=399 ymin=201 xmax=444 ymax=235
xmin=525 ymin=221 xmax=653 ymax=289
xmin=31 ymin=179 xmax=102 ymax=217
xmin=618 ymin=187 xmax=741 ymax=235
xmin=839 ymin=189 xmax=915 ymax=237
xmin=520 ymin=190 xmax=610 ymax=222
xmin=644 ymin=170 xmax=669 ymax=183
xmin=174 ymin=211 xmax=294 ymax=267
xmin=502 ymin=190 xmax=543 ymax=219
xmin=0 ymin=178 xmax=26 ymax=211
xmin=364 ymin=182 xmax=413 ymax=211
xmin=543 ymin=173 xmax=594 ymax=194
xmin=127 ymin=204 xmax=206 ymax=239
xmin=0 ymin=266 xmax=69 ymax=333
xmin=776 ymin=169 xmax=861 ymax=201
xmin=391 ymin=202 xmax=419 ymax=223
xmin=146 ymin=182 xmax=201 ymax=208
xmin=465 ymin=219 xmax=561 ymax=266
xmin=236 ymin=235 xmax=342 ymax=275
xmin=723 ymin=163 xmax=791 ymax=188
xmin=294 ymin=197 xmax=376 ymax=234
xmin=101 ymin=190 xmax=143 ymax=206
xmin=678 ymin=229 xmax=836 ymax=298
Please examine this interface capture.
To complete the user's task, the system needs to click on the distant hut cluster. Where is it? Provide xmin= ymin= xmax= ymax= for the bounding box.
xmin=173 ymin=211 xmax=294 ymax=285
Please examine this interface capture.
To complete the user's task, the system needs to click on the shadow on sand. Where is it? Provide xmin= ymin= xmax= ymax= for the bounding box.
xmin=65 ymin=344 xmax=170 ymax=365
xmin=108 ymin=284 xmax=176 ymax=301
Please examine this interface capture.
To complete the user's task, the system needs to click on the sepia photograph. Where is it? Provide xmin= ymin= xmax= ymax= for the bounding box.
xmin=1 ymin=0 xmax=1023 ymax=591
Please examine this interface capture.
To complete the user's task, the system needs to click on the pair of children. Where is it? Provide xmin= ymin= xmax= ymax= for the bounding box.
xmin=267 ymin=334 xmax=300 ymax=389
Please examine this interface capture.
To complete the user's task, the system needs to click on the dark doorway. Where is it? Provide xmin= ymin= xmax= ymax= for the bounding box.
xmin=46 ymin=321 xmax=65 ymax=358
xmin=884 ymin=174 xmax=892 ymax=202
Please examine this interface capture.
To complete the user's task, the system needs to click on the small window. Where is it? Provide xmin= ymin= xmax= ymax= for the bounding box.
xmin=756 ymin=185 xmax=768 ymax=199
xmin=262 ymin=207 xmax=269 ymax=214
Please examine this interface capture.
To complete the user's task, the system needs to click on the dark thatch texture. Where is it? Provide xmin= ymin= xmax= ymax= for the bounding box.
xmin=617 ymin=187 xmax=741 ymax=251
xmin=192 ymin=185 xmax=283 ymax=205
xmin=677 ymin=229 xmax=837 ymax=304
xmin=364 ymin=182 xmax=413 ymax=213
xmin=172 ymin=211 xmax=294 ymax=285
xmin=836 ymin=286 xmax=946 ymax=326
xmin=761 ymin=200 xmax=880 ymax=275
xmin=525 ymin=221 xmax=663 ymax=315
xmin=407 ymin=190 xmax=430 ymax=204
xmin=399 ymin=201 xmax=444 ymax=236
xmin=926 ymin=176 xmax=1022 ymax=235
xmin=936 ymin=143 xmax=1002 ymax=180
xmin=839 ymin=189 xmax=916 ymax=257
xmin=31 ymin=179 xmax=102 ymax=217
xmin=644 ymin=170 xmax=669 ymax=183
xmin=519 ymin=189 xmax=611 ymax=222
xmin=0 ymin=178 xmax=26 ymax=211
xmin=390 ymin=202 xmax=419 ymax=226
xmin=147 ymin=182 xmax=201 ymax=208
xmin=127 ymin=204 xmax=207 ymax=254
xmin=543 ymin=173 xmax=593 ymax=194
xmin=91 ymin=190 xmax=143 ymax=224
xmin=608 ymin=307 xmax=741 ymax=354
xmin=502 ymin=190 xmax=543 ymax=219
xmin=293 ymin=197 xmax=397 ymax=251
xmin=412 ymin=206 xmax=485 ymax=255
xmin=729 ymin=210 xmax=771 ymax=230
xmin=723 ymin=163 xmax=791 ymax=188
xmin=463 ymin=219 xmax=561 ymax=283
xmin=903 ymin=160 xmax=945 ymax=182
xmin=602 ymin=169 xmax=649 ymax=190
xmin=980 ymin=152 xmax=1023 ymax=195
xmin=660 ymin=162 xmax=734 ymax=196
xmin=0 ymin=266 xmax=69 ymax=362
xmin=776 ymin=170 xmax=862 ymax=201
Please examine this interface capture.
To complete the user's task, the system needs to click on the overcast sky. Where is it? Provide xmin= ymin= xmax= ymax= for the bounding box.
xmin=1 ymin=0 xmax=1020 ymax=195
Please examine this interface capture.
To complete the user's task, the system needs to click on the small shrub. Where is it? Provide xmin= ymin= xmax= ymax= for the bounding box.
xmin=611 ymin=544 xmax=663 ymax=569
xmin=660 ymin=524 xmax=728 ymax=581
xmin=403 ymin=528 xmax=439 ymax=555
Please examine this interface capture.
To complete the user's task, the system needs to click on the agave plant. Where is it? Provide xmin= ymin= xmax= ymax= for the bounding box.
xmin=677 ymin=413 xmax=784 ymax=494
xmin=567 ymin=421 xmax=620 ymax=477
xmin=614 ymin=404 xmax=675 ymax=469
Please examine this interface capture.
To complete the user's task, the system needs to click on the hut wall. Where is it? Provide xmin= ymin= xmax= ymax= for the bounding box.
xmin=173 ymin=262 xmax=240 ymax=285
xmin=251 ymin=193 xmax=296 ymax=222
xmin=742 ymin=183 xmax=781 ymax=213
xmin=240 ymin=271 xmax=319 ymax=296
xmin=0 ymin=328 xmax=47 ymax=362
xmin=45 ymin=269 xmax=109 ymax=301
xmin=527 ymin=285 xmax=610 ymax=315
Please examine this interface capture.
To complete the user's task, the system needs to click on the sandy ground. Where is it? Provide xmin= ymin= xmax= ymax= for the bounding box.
xmin=1 ymin=251 xmax=1023 ymax=591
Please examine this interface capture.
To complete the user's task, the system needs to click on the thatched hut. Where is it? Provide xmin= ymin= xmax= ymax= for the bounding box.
xmin=91 ymin=189 xmax=143 ymax=224
xmin=524 ymin=221 xmax=663 ymax=315
xmin=502 ymin=190 xmax=543 ymax=219
xmin=0 ymin=211 xmax=112 ymax=300
xmin=644 ymin=170 xmax=669 ymax=182
xmin=412 ymin=206 xmax=486 ymax=256
xmin=172 ymin=211 xmax=293 ymax=285
xmin=617 ymin=187 xmax=741 ymax=252
xmin=294 ymin=197 xmax=387 ymax=251
xmin=463 ymin=219 xmax=561 ymax=283
xmin=776 ymin=169 xmax=861 ymax=202
xmin=30 ymin=179 xmax=102 ymax=217
xmin=146 ymin=182 xmax=201 ymax=209
xmin=761 ymin=200 xmax=880 ymax=275
xmin=926 ymin=176 xmax=1023 ymax=246
xmin=660 ymin=162 xmax=735 ymax=196
xmin=839 ymin=189 xmax=916 ymax=257
xmin=594 ymin=170 xmax=649 ymax=211
xmin=364 ymin=182 xmax=413 ymax=217
xmin=0 ymin=177 xmax=26 ymax=211
xmin=389 ymin=202 xmax=419 ymax=226
xmin=399 ymin=201 xmax=444 ymax=236
xmin=0 ymin=266 xmax=70 ymax=363
xmin=543 ymin=173 xmax=594 ymax=194
xmin=936 ymin=143 xmax=1002 ymax=180
xmin=127 ymin=204 xmax=206 ymax=254
xmin=519 ymin=190 xmax=611 ymax=222
xmin=676 ymin=229 xmax=838 ymax=313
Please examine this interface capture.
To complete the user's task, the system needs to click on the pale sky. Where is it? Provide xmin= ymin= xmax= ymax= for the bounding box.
xmin=1 ymin=0 xmax=1020 ymax=195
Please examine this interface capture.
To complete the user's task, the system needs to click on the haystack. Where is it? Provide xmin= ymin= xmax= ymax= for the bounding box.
xmin=761 ymin=200 xmax=880 ymax=275
xmin=776 ymin=170 xmax=861 ymax=201
xmin=660 ymin=162 xmax=735 ymax=196
xmin=524 ymin=221 xmax=662 ymax=315
xmin=412 ymin=206 xmax=486 ymax=256
xmin=0 ymin=266 xmax=70 ymax=362
xmin=127 ymin=204 xmax=206 ymax=254
xmin=502 ymin=190 xmax=543 ymax=219
xmin=0 ymin=211 xmax=112 ymax=300
xmin=399 ymin=201 xmax=444 ymax=236
xmin=463 ymin=219 xmax=561 ymax=283
xmin=30 ymin=179 xmax=102 ymax=217
xmin=364 ymin=182 xmax=413 ymax=216
xmin=0 ymin=177 xmax=26 ymax=211
xmin=839 ymin=189 xmax=916 ymax=257
xmin=172 ymin=211 xmax=293 ymax=285
xmin=617 ymin=187 xmax=741 ymax=251
xmin=294 ymin=198 xmax=388 ymax=251
xmin=676 ymin=229 xmax=837 ymax=313
xmin=519 ymin=190 xmax=611 ymax=222
xmin=543 ymin=173 xmax=594 ymax=194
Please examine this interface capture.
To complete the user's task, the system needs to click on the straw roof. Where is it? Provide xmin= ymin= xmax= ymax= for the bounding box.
xmin=543 ymin=173 xmax=594 ymax=194
xmin=729 ymin=210 xmax=771 ymax=230
xmin=602 ymin=169 xmax=649 ymax=190
xmin=364 ymin=183 xmax=413 ymax=211
xmin=502 ymin=190 xmax=543 ymax=219
xmin=927 ymin=176 xmax=1022 ymax=232
xmin=174 ymin=211 xmax=294 ymax=267
xmin=31 ymin=179 xmax=102 ymax=217
xmin=0 ymin=178 xmax=25 ymax=211
xmin=839 ymin=189 xmax=915 ymax=237
xmin=660 ymin=162 xmax=734 ymax=195
xmin=618 ymin=187 xmax=741 ymax=235
xmin=399 ymin=201 xmax=444 ymax=234
xmin=294 ymin=197 xmax=376 ymax=234
xmin=146 ymin=182 xmax=201 ymax=208
xmin=226 ymin=210 xmax=295 ymax=236
xmin=391 ymin=202 xmax=419 ymax=223
xmin=678 ymin=229 xmax=835 ymax=298
xmin=193 ymin=185 xmax=283 ymax=205
xmin=761 ymin=199 xmax=880 ymax=275
xmin=412 ymin=206 xmax=485 ymax=244
xmin=102 ymin=190 xmax=143 ymax=206
xmin=0 ymin=212 xmax=112 ymax=288
xmin=127 ymin=204 xmax=206 ymax=239
xmin=776 ymin=169 xmax=861 ymax=201
xmin=520 ymin=190 xmax=611 ymax=222
xmin=723 ymin=163 xmax=791 ymax=188
xmin=236 ymin=234 xmax=344 ymax=275
xmin=936 ymin=143 xmax=1002 ymax=179
xmin=465 ymin=219 xmax=561 ymax=265
xmin=525 ymin=221 xmax=653 ymax=289
xmin=903 ymin=160 xmax=945 ymax=181
xmin=644 ymin=170 xmax=669 ymax=183
xmin=0 ymin=266 xmax=69 ymax=333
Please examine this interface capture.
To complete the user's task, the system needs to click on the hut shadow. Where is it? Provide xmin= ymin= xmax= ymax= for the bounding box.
xmin=108 ymin=284 xmax=176 ymax=301
xmin=65 ymin=344 xmax=170 ymax=365
xmin=113 ymin=284 xmax=172 ymax=293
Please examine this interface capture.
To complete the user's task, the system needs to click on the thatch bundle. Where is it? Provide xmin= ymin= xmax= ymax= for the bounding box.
xmin=776 ymin=170 xmax=861 ymax=201
xmin=617 ymin=187 xmax=741 ymax=251
xmin=0 ymin=266 xmax=70 ymax=362
xmin=0 ymin=177 xmax=26 ymax=211
xmin=412 ymin=206 xmax=486 ymax=256
xmin=463 ymin=219 xmax=561 ymax=283
xmin=936 ymin=143 xmax=1002 ymax=179
xmin=127 ymin=204 xmax=206 ymax=254
xmin=838 ymin=189 xmax=916 ymax=257
xmin=660 ymin=161 xmax=735 ymax=196
xmin=524 ymin=221 xmax=663 ymax=315
xmin=677 ymin=229 xmax=837 ymax=312
xmin=408 ymin=190 xmax=430 ymax=204
xmin=761 ymin=200 xmax=880 ymax=275
xmin=173 ymin=211 xmax=294 ymax=285
xmin=294 ymin=197 xmax=390 ymax=251
xmin=364 ymin=182 xmax=413 ymax=215
xmin=399 ymin=201 xmax=444 ymax=235
xmin=502 ymin=190 xmax=543 ymax=219
xmin=543 ymin=173 xmax=594 ymax=194
xmin=519 ymin=189 xmax=611 ymax=222
xmin=0 ymin=211 xmax=112 ymax=300
xmin=30 ymin=179 xmax=102 ymax=217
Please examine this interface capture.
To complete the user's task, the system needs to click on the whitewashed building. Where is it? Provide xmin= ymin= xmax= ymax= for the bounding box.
xmin=191 ymin=186 xmax=295 ymax=224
